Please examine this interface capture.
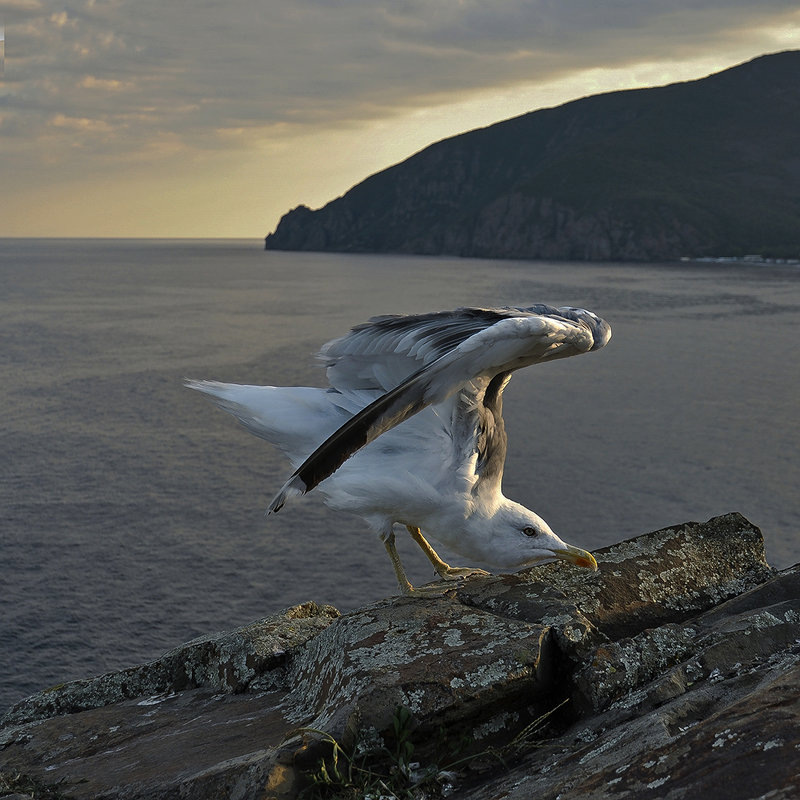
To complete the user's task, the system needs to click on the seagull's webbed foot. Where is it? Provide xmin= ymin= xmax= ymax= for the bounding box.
xmin=406 ymin=526 xmax=489 ymax=583
xmin=435 ymin=564 xmax=490 ymax=581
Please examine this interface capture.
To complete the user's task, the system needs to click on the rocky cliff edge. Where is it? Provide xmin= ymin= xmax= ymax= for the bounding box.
xmin=1 ymin=512 xmax=799 ymax=799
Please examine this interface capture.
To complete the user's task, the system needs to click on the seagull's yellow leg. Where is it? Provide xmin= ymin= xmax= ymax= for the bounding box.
xmin=406 ymin=526 xmax=490 ymax=581
xmin=383 ymin=530 xmax=415 ymax=594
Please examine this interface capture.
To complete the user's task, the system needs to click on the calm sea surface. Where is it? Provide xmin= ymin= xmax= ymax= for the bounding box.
xmin=1 ymin=238 xmax=799 ymax=712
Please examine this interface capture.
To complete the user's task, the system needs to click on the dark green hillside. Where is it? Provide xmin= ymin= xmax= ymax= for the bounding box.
xmin=265 ymin=51 xmax=800 ymax=262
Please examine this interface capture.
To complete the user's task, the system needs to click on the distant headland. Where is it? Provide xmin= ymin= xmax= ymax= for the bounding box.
xmin=265 ymin=51 xmax=800 ymax=263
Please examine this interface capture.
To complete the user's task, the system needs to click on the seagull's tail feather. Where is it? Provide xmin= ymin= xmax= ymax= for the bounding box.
xmin=186 ymin=378 xmax=312 ymax=514
xmin=184 ymin=379 xmax=338 ymax=457
xmin=267 ymin=474 xmax=307 ymax=514
xmin=185 ymin=378 xmax=349 ymax=499
xmin=184 ymin=379 xmax=276 ymax=442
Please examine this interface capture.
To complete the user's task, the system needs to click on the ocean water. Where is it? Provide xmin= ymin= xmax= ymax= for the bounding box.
xmin=1 ymin=238 xmax=799 ymax=713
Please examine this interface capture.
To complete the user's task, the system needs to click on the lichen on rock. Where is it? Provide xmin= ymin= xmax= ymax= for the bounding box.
xmin=1 ymin=513 xmax=798 ymax=800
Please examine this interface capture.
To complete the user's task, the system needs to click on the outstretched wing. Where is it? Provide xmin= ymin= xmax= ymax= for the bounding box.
xmin=320 ymin=307 xmax=514 ymax=393
xmin=270 ymin=305 xmax=611 ymax=512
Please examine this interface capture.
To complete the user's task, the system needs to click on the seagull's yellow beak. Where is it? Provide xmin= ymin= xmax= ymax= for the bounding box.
xmin=551 ymin=545 xmax=598 ymax=571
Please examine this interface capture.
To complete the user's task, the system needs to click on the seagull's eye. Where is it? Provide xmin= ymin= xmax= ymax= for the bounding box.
xmin=522 ymin=527 xmax=537 ymax=537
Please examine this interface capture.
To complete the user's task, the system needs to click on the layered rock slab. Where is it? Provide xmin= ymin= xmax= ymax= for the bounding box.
xmin=1 ymin=601 xmax=340 ymax=729
xmin=0 ymin=512 xmax=785 ymax=799
xmin=461 ymin=566 xmax=800 ymax=800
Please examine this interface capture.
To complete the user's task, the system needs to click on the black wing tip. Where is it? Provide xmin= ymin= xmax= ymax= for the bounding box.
xmin=267 ymin=474 xmax=307 ymax=514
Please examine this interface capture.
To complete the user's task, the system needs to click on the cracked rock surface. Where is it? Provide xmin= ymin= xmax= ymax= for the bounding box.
xmin=2 ymin=512 xmax=797 ymax=800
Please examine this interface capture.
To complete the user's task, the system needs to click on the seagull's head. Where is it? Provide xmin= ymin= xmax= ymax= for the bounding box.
xmin=473 ymin=501 xmax=598 ymax=572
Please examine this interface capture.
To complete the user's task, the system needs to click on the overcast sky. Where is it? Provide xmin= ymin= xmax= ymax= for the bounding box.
xmin=1 ymin=1 xmax=798 ymax=237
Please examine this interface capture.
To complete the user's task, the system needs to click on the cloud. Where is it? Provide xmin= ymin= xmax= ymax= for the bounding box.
xmin=3 ymin=2 xmax=799 ymax=145
xmin=0 ymin=0 xmax=798 ymax=234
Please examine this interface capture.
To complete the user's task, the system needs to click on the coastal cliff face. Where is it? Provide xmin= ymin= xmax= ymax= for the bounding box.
xmin=2 ymin=513 xmax=800 ymax=799
xmin=265 ymin=51 xmax=800 ymax=262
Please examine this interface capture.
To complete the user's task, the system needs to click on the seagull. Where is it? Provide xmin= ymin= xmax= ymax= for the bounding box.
xmin=186 ymin=304 xmax=611 ymax=593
